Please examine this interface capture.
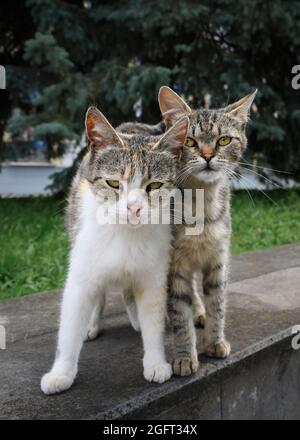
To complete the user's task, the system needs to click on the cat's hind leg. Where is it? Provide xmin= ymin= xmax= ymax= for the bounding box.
xmin=123 ymin=288 xmax=140 ymax=332
xmin=85 ymin=291 xmax=106 ymax=341
xmin=192 ymin=271 xmax=206 ymax=328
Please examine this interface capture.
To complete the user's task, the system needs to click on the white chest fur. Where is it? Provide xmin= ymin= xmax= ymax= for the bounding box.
xmin=70 ymin=187 xmax=172 ymax=288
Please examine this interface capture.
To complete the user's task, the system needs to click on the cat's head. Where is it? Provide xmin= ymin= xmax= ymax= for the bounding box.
xmin=159 ymin=86 xmax=257 ymax=184
xmin=84 ymin=106 xmax=189 ymax=227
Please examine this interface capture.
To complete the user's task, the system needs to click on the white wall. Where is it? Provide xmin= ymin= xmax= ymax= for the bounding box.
xmin=0 ymin=163 xmax=65 ymax=197
xmin=0 ymin=163 xmax=293 ymax=197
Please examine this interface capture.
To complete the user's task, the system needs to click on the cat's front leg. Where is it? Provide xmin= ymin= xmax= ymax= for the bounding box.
xmin=136 ymin=282 xmax=172 ymax=384
xmin=41 ymin=272 xmax=99 ymax=395
xmin=123 ymin=288 xmax=140 ymax=332
xmin=202 ymin=247 xmax=231 ymax=359
xmin=168 ymin=268 xmax=199 ymax=376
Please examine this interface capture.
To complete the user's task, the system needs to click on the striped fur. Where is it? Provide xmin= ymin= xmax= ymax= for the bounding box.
xmin=159 ymin=86 xmax=256 ymax=375
xmin=117 ymin=120 xmax=165 ymax=135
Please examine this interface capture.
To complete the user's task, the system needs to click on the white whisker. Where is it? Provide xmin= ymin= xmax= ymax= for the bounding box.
xmin=237 ymin=165 xmax=284 ymax=190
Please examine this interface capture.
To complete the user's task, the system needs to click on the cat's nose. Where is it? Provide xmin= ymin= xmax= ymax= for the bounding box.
xmin=200 ymin=146 xmax=214 ymax=162
xmin=127 ymin=203 xmax=141 ymax=217
xmin=202 ymin=153 xmax=213 ymax=162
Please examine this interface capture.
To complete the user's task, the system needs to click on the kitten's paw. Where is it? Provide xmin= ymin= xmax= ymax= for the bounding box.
xmin=194 ymin=313 xmax=206 ymax=328
xmin=143 ymin=361 xmax=172 ymax=384
xmin=85 ymin=323 xmax=103 ymax=341
xmin=173 ymin=356 xmax=199 ymax=376
xmin=204 ymin=339 xmax=231 ymax=359
xmin=41 ymin=371 xmax=74 ymax=395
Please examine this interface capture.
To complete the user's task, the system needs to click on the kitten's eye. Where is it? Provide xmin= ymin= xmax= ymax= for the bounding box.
xmin=185 ymin=137 xmax=197 ymax=148
xmin=106 ymin=179 xmax=120 ymax=189
xmin=217 ymin=136 xmax=232 ymax=147
xmin=146 ymin=181 xmax=163 ymax=192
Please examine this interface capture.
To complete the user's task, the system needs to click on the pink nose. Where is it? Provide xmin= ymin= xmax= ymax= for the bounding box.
xmin=127 ymin=203 xmax=141 ymax=217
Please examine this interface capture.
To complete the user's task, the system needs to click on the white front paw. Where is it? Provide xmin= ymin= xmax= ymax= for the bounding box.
xmin=143 ymin=361 xmax=172 ymax=384
xmin=41 ymin=371 xmax=74 ymax=395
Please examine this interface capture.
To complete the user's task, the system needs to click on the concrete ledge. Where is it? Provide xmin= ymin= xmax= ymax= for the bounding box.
xmin=115 ymin=330 xmax=299 ymax=420
xmin=1 ymin=243 xmax=300 ymax=420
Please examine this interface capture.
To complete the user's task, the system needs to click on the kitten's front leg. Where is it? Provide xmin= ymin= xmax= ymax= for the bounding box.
xmin=41 ymin=273 xmax=98 ymax=395
xmin=168 ymin=268 xmax=199 ymax=376
xmin=202 ymin=248 xmax=231 ymax=359
xmin=136 ymin=283 xmax=172 ymax=384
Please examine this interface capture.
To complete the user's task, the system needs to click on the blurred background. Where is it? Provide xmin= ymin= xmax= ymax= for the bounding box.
xmin=0 ymin=0 xmax=299 ymax=299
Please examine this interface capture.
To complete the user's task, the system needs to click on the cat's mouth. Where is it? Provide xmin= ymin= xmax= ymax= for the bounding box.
xmin=195 ymin=157 xmax=220 ymax=173
xmin=127 ymin=217 xmax=141 ymax=226
xmin=202 ymin=164 xmax=217 ymax=172
xmin=127 ymin=214 xmax=144 ymax=228
xmin=128 ymin=222 xmax=143 ymax=229
xmin=193 ymin=160 xmax=223 ymax=183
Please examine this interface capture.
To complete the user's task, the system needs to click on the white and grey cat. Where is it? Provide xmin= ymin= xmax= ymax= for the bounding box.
xmin=41 ymin=106 xmax=189 ymax=394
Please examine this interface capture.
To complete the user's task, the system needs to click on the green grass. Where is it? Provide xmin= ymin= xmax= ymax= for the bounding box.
xmin=231 ymin=188 xmax=300 ymax=254
xmin=0 ymin=188 xmax=300 ymax=300
xmin=0 ymin=197 xmax=68 ymax=300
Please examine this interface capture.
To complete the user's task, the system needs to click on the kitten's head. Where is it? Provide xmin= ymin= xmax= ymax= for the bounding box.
xmin=84 ymin=106 xmax=188 ymax=227
xmin=159 ymin=86 xmax=257 ymax=184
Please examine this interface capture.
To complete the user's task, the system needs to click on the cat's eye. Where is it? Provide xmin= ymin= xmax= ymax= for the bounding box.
xmin=106 ymin=179 xmax=120 ymax=189
xmin=217 ymin=136 xmax=232 ymax=147
xmin=146 ymin=181 xmax=163 ymax=192
xmin=185 ymin=137 xmax=197 ymax=148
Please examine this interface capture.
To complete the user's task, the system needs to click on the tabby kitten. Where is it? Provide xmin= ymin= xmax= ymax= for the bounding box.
xmin=41 ymin=106 xmax=189 ymax=394
xmin=117 ymin=120 xmax=165 ymax=135
xmin=159 ymin=86 xmax=257 ymax=375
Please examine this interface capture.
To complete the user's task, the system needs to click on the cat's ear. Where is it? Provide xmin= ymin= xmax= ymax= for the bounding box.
xmin=159 ymin=86 xmax=192 ymax=127
xmin=153 ymin=116 xmax=189 ymax=157
xmin=85 ymin=106 xmax=124 ymax=149
xmin=224 ymin=90 xmax=257 ymax=122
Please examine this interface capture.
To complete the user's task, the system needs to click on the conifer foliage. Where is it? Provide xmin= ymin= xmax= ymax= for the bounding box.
xmin=1 ymin=0 xmax=300 ymax=185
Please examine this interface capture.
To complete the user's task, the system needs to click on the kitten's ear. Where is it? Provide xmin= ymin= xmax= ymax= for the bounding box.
xmin=224 ymin=89 xmax=257 ymax=122
xmin=159 ymin=86 xmax=192 ymax=127
xmin=85 ymin=106 xmax=123 ymax=149
xmin=154 ymin=116 xmax=189 ymax=158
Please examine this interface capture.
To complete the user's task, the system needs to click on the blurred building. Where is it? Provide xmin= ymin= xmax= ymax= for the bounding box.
xmin=0 ymin=125 xmax=83 ymax=197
